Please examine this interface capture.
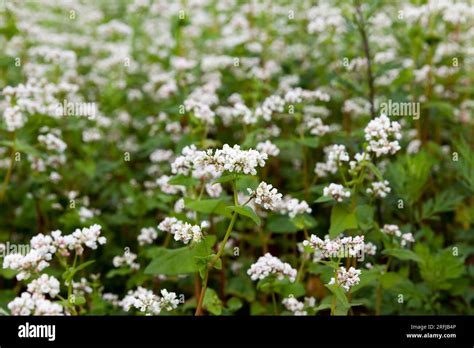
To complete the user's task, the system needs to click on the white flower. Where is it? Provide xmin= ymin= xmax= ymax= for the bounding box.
xmin=400 ymin=233 xmax=415 ymax=247
xmin=323 ymin=183 xmax=351 ymax=202
xmin=70 ymin=224 xmax=106 ymax=254
xmin=248 ymin=182 xmax=282 ymax=210
xmin=3 ymin=105 xmax=25 ymax=131
xmin=303 ymin=235 xmax=365 ymax=259
xmin=256 ymin=140 xmax=280 ymax=157
xmin=8 ymin=292 xmax=64 ymax=316
xmin=382 ymin=224 xmax=402 ymax=237
xmin=274 ymin=196 xmax=312 ymax=218
xmin=138 ymin=227 xmax=158 ymax=246
xmin=247 ymin=253 xmax=297 ymax=283
xmin=113 ymin=250 xmax=140 ymax=270
xmin=205 ymin=183 xmax=222 ymax=198
xmin=156 ymin=175 xmax=185 ymax=195
xmin=120 ymin=287 xmax=179 ymax=315
xmin=364 ymin=114 xmax=402 ymax=157
xmin=328 ymin=267 xmax=361 ymax=292
xmin=150 ymin=149 xmax=173 ymax=163
xmin=157 ymin=218 xmax=205 ymax=244
xmin=27 ymin=274 xmax=60 ymax=297
xmin=282 ymin=296 xmax=306 ymax=315
xmin=366 ymin=180 xmax=391 ymax=198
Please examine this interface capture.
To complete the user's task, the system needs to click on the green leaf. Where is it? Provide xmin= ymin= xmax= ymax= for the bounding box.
xmin=329 ymin=204 xmax=357 ymax=238
xmin=315 ymin=195 xmax=334 ymax=203
xmin=203 ymin=288 xmax=222 ymax=315
xmin=380 ymin=272 xmax=403 ymax=289
xmin=267 ymin=215 xmax=298 ymax=233
xmin=226 ymin=297 xmax=243 ymax=312
xmin=213 ymin=173 xmax=238 ymax=184
xmin=355 ymin=204 xmax=374 ymax=230
xmin=226 ymin=205 xmax=261 ymax=225
xmin=291 ymin=214 xmax=317 ymax=229
xmin=325 ymin=284 xmax=350 ymax=308
xmin=167 ymin=174 xmax=199 ymax=187
xmin=297 ymin=137 xmax=319 ymax=148
xmin=144 ymin=236 xmax=216 ymax=275
xmin=185 ymin=198 xmax=227 ymax=215
xmin=365 ymin=162 xmax=384 ymax=181
xmin=383 ymin=248 xmax=422 ymax=263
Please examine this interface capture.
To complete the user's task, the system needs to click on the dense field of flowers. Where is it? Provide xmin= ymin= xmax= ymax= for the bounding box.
xmin=0 ymin=0 xmax=473 ymax=317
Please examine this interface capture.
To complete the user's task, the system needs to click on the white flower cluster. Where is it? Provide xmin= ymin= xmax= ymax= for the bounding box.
xmin=137 ymin=227 xmax=158 ymax=246
xmin=113 ymin=250 xmax=140 ymax=270
xmin=366 ymin=180 xmax=391 ymax=198
xmin=364 ymin=114 xmax=402 ymax=157
xmin=314 ymin=144 xmax=349 ymax=177
xmin=26 ymin=274 xmax=61 ymax=298
xmin=256 ymin=95 xmax=285 ymax=121
xmin=323 ymin=183 xmax=351 ymax=202
xmin=3 ymin=224 xmax=106 ymax=280
xmin=256 ymin=140 xmax=280 ymax=157
xmin=158 ymin=217 xmax=205 ymax=244
xmin=156 ymin=175 xmax=185 ymax=195
xmin=303 ymin=235 xmax=365 ymax=259
xmin=172 ymin=144 xmax=267 ymax=179
xmin=150 ymin=149 xmax=173 ymax=163
xmin=282 ymin=296 xmax=305 ymax=316
xmin=38 ymin=131 xmax=67 ymax=153
xmin=304 ymin=116 xmax=331 ymax=136
xmin=382 ymin=224 xmax=415 ymax=247
xmin=274 ymin=196 xmax=312 ymax=218
xmin=247 ymin=253 xmax=297 ymax=283
xmin=248 ymin=182 xmax=282 ymax=210
xmin=120 ymin=287 xmax=179 ymax=316
xmin=328 ymin=267 xmax=361 ymax=292
xmin=8 ymin=292 xmax=64 ymax=316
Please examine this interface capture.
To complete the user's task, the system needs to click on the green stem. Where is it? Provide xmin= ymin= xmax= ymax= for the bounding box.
xmin=0 ymin=132 xmax=16 ymax=202
xmin=271 ymin=292 xmax=278 ymax=315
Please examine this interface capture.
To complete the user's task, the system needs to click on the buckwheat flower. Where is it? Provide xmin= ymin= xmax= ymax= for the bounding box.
xmin=349 ymin=152 xmax=370 ymax=171
xmin=173 ymin=222 xmax=204 ymax=244
xmin=158 ymin=289 xmax=179 ymax=311
xmin=247 ymin=253 xmax=297 ymax=283
xmin=248 ymin=182 xmax=282 ymax=210
xmin=174 ymin=198 xmax=186 ymax=213
xmin=328 ymin=267 xmax=361 ymax=292
xmin=305 ymin=235 xmax=365 ymax=259
xmin=71 ymin=277 xmax=93 ymax=296
xmin=282 ymin=296 xmax=305 ymax=315
xmin=150 ymin=149 xmax=173 ymax=163
xmin=323 ymin=183 xmax=351 ymax=202
xmin=274 ymin=196 xmax=312 ymax=218
xmin=8 ymin=292 xmax=64 ymax=316
xmin=70 ymin=224 xmax=106 ymax=254
xmin=138 ymin=227 xmax=158 ymax=246
xmin=38 ymin=132 xmax=67 ymax=152
xmin=113 ymin=250 xmax=140 ymax=270
xmin=364 ymin=114 xmax=402 ymax=157
xmin=364 ymin=242 xmax=377 ymax=256
xmin=304 ymin=116 xmax=331 ymax=136
xmin=205 ymin=183 xmax=222 ymax=198
xmin=156 ymin=175 xmax=185 ymax=195
xmin=27 ymin=274 xmax=60 ymax=297
xmin=157 ymin=217 xmax=179 ymax=234
xmin=102 ymin=293 xmax=120 ymax=307
xmin=326 ymin=144 xmax=350 ymax=163
xmin=256 ymin=95 xmax=285 ymax=121
xmin=3 ymin=106 xmax=25 ymax=131
xmin=120 ymin=287 xmax=178 ymax=315
xmin=382 ymin=224 xmax=402 ymax=237
xmin=366 ymin=180 xmax=391 ymax=198
xmin=407 ymin=139 xmax=421 ymax=154
xmin=256 ymin=140 xmax=280 ymax=157
xmin=3 ymin=250 xmax=50 ymax=281
xmin=400 ymin=233 xmax=415 ymax=247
